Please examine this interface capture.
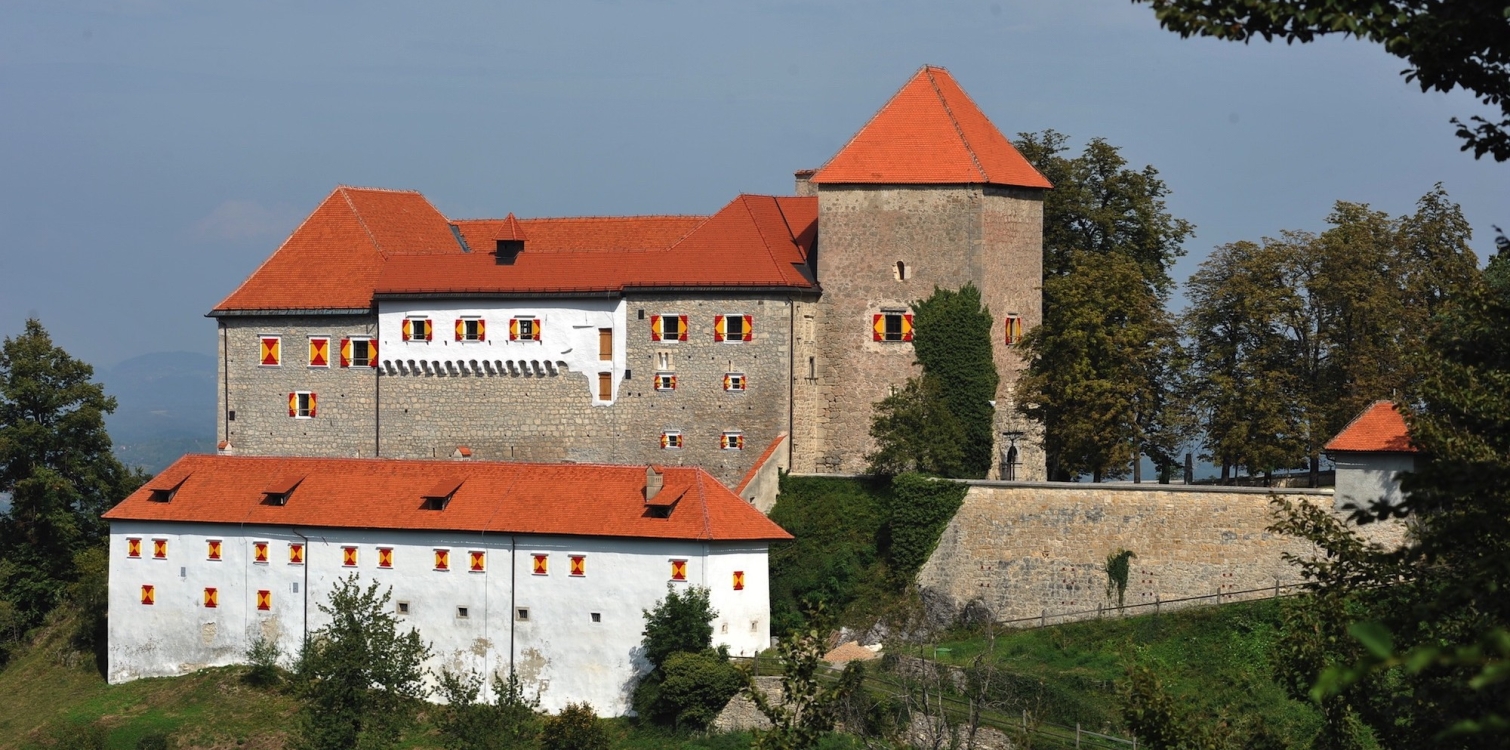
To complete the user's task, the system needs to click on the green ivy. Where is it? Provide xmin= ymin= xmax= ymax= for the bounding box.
xmin=910 ymin=284 xmax=1000 ymax=478
xmin=885 ymin=473 xmax=967 ymax=578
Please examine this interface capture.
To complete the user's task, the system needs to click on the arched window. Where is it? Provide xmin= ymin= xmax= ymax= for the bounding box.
xmin=894 ymin=261 xmax=908 ymax=281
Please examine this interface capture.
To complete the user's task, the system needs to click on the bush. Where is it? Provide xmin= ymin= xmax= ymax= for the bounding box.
xmin=539 ymin=702 xmax=608 ymax=750
xmin=244 ymin=630 xmax=282 ymax=687
xmin=655 ymin=650 xmax=745 ymax=730
xmin=434 ymin=669 xmax=541 ymax=750
xmin=641 ymin=585 xmax=717 ymax=671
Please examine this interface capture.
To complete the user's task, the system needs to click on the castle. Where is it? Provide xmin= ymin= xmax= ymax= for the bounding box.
xmin=209 ymin=66 xmax=1051 ymax=490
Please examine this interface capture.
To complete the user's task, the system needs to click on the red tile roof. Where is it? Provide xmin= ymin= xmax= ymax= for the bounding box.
xmin=734 ymin=432 xmax=787 ymax=495
xmin=454 ymin=215 xmax=705 ymax=254
xmin=103 ymin=454 xmax=793 ymax=542
xmin=213 ymin=187 xmax=464 ymax=312
xmin=375 ymin=195 xmax=816 ymax=297
xmin=811 ymin=66 xmax=1051 ymax=189
xmin=1325 ymin=401 xmax=1417 ymax=453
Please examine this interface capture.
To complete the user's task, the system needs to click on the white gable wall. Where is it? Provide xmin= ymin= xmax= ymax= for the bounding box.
xmin=1332 ymin=452 xmax=1415 ymax=512
xmin=108 ymin=520 xmax=770 ymax=715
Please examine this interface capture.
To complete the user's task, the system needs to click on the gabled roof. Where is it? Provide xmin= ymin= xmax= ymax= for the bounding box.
xmin=212 ymin=187 xmax=464 ymax=313
xmin=453 ymin=215 xmax=705 ymax=254
xmin=374 ymin=195 xmax=816 ymax=297
xmin=104 ymin=454 xmax=793 ymax=542
xmin=1325 ymin=401 xmax=1417 ymax=454
xmin=811 ymin=66 xmax=1051 ymax=189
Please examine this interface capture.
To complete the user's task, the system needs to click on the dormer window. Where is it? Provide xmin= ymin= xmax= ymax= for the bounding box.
xmin=423 ymin=478 xmax=464 ymax=510
xmin=495 ymin=239 xmax=523 ymax=265
xmin=144 ymin=473 xmax=190 ymax=502
xmin=262 ymin=475 xmax=304 ymax=506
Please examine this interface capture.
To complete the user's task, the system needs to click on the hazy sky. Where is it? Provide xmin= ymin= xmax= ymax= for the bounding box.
xmin=2 ymin=1 xmax=1505 ymax=369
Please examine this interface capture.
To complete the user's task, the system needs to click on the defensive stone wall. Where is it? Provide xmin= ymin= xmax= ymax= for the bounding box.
xmin=916 ymin=481 xmax=1407 ymax=626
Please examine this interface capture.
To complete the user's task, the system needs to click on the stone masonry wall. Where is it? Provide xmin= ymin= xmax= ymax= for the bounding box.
xmin=916 ymin=482 xmax=1407 ymax=625
xmin=797 ymin=184 xmax=1045 ymax=477
xmin=220 ymin=296 xmax=793 ymax=489
xmin=220 ymin=315 xmax=379 ymax=458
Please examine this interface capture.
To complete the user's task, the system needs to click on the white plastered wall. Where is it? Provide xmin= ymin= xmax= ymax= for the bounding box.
xmin=107 ymin=521 xmax=769 ymax=716
xmin=376 ymin=299 xmax=627 ymax=404
xmin=1332 ymin=452 xmax=1415 ymax=511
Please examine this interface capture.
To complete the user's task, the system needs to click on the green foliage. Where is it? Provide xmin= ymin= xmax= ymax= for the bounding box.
xmin=909 ymin=284 xmax=1000 ymax=478
xmin=243 ymin=629 xmax=282 ymax=688
xmin=1104 ymin=550 xmax=1135 ymax=609
xmin=293 ymin=573 xmax=432 ymax=750
xmin=1120 ymin=661 xmax=1232 ymax=750
xmin=1133 ymin=0 xmax=1510 ymax=161
xmin=766 ymin=475 xmax=891 ymax=635
xmin=434 ymin=669 xmax=542 ymax=750
xmin=748 ymin=620 xmax=845 ymax=750
xmin=133 ymin=732 xmax=169 ymax=750
xmin=539 ymin=702 xmax=609 ymax=750
xmin=641 ymin=585 xmax=717 ymax=672
xmin=865 ymin=376 xmax=966 ymax=478
xmin=884 ymin=473 xmax=966 ymax=578
xmin=655 ymin=649 xmax=745 ymax=730
xmin=0 ymin=319 xmax=147 ymax=638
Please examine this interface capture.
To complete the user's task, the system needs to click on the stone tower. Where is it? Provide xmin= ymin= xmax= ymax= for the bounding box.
xmin=789 ymin=66 xmax=1049 ymax=479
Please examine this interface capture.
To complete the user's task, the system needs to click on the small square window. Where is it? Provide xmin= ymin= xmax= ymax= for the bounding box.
xmin=126 ymin=538 xmax=141 ymax=558
xmin=724 ymin=373 xmax=746 ymax=392
xmin=569 ymin=555 xmax=586 ymax=577
xmin=342 ymin=546 xmax=358 ymax=567
xmin=457 ymin=318 xmax=485 ymax=342
xmin=289 ymin=543 xmax=305 ymax=565
xmin=654 ymin=373 xmax=676 ymax=391
xmin=591 ymin=612 xmax=602 ymax=623
xmin=456 ymin=606 xmax=470 ymax=619
xmin=532 ymin=553 xmax=548 ymax=576
xmin=397 ymin=601 xmax=410 ymax=616
xmin=292 ymin=581 xmax=300 ymax=594
xmin=203 ymin=587 xmax=218 ymax=608
xmin=511 ymin=317 xmax=540 ymax=341
xmin=873 ymin=311 xmax=913 ymax=342
xmin=152 ymin=539 xmax=168 ymax=560
xmin=290 ymin=391 xmax=317 ymax=418
xmin=722 ymin=432 xmax=744 ymax=450
xmin=751 ymin=620 xmax=760 ymax=633
xmin=378 ymin=547 xmax=394 ymax=568
xmin=670 ymin=559 xmax=688 ymax=582
xmin=661 ymin=431 xmax=683 ymax=450
xmin=403 ymin=318 xmax=433 ymax=342
xmin=469 ymin=551 xmax=486 ymax=572
xmin=516 ymin=607 xmax=530 ymax=622
xmin=257 ymin=590 xmax=272 ymax=611
xmin=253 ymin=541 xmax=269 ymax=564
xmin=434 ymin=549 xmax=450 ymax=571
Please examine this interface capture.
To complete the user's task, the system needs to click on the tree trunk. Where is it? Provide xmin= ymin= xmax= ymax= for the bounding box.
xmin=1310 ymin=453 xmax=1321 ymax=488
xmin=1133 ymin=451 xmax=1142 ymax=483
xmin=1093 ymin=467 xmax=1102 ymax=483
xmin=1221 ymin=462 xmax=1230 ymax=484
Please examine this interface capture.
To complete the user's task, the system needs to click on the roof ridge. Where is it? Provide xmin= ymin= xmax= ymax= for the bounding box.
xmin=338 ymin=186 xmax=387 ymax=257
xmin=335 ymin=184 xmax=425 ymax=195
xmin=924 ymin=67 xmax=988 ymax=183
xmin=695 ymin=471 xmax=712 ymax=541
xmin=498 ymin=214 xmax=710 ymax=223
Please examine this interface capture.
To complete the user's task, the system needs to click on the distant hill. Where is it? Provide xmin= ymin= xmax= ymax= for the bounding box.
xmin=102 ymin=351 xmax=217 ymax=473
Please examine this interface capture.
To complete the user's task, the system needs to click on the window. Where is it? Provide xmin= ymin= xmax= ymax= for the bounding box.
xmin=469 ymin=551 xmax=486 ymax=572
xmin=455 ymin=317 xmax=486 ymax=341
xmin=203 ymin=587 xmax=218 ymax=608
xmin=657 ymin=351 xmax=674 ymax=370
xmin=259 ymin=336 xmax=280 ymax=366
xmin=140 ymin=585 xmax=155 ymax=605
xmin=733 ymin=571 xmax=745 ymax=591
xmin=670 ymin=559 xmax=688 ymax=582
xmin=308 ymin=336 xmax=330 ymax=367
xmin=516 ymin=607 xmax=530 ymax=621
xmin=1004 ymin=314 xmax=1024 ymax=345
xmin=661 ymin=431 xmax=683 ymax=449
xmin=338 ymin=546 xmax=357 ymax=566
xmin=591 ymin=612 xmax=601 ymax=623
xmin=715 ymin=314 xmax=753 ymax=343
xmin=723 ymin=373 xmax=746 ymax=392
xmin=894 ymin=260 xmax=909 ymax=280
xmin=256 ymin=590 xmax=272 ymax=611
xmin=402 ymin=318 xmax=433 ymax=342
xmin=722 ymin=432 xmax=745 ymax=450
xmin=434 ymin=549 xmax=450 ymax=571
xmin=292 ymin=582 xmax=300 ymax=594
xmin=456 ymin=606 xmax=470 ymax=619
xmin=207 ymin=539 xmax=222 ymax=560
xmin=288 ymin=391 xmax=317 ymax=418
xmin=377 ymin=547 xmax=393 ymax=568
xmin=509 ymin=317 xmax=540 ymax=341
xmin=807 ymin=356 xmax=815 ymax=379
xmin=532 ymin=553 xmax=548 ymax=576
xmin=341 ymin=338 xmax=376 ymax=368
xmin=152 ymin=539 xmax=168 ymax=559
xmin=651 ymin=314 xmax=687 ymax=342
xmin=598 ymin=372 xmax=613 ymax=401
xmin=289 ymin=543 xmax=305 ymax=565
xmin=126 ymin=538 xmax=141 ymax=559
xmin=569 ymin=554 xmax=586 ymax=577
xmin=599 ymin=328 xmax=613 ymax=360
xmin=872 ymin=311 xmax=914 ymax=342
xmin=751 ymin=620 xmax=760 ymax=633
xmin=253 ymin=541 xmax=269 ymax=564
xmin=654 ymin=373 xmax=676 ymax=391
xmin=396 ymin=601 xmax=410 ymax=615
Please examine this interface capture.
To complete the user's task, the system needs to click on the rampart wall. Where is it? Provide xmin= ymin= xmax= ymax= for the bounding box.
xmin=916 ymin=482 xmax=1407 ymax=625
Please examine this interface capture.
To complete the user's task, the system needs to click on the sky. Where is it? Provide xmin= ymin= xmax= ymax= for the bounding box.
xmin=1 ymin=1 xmax=1505 ymax=370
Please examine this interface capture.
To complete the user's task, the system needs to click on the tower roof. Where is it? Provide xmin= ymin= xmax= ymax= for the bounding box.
xmin=810 ymin=66 xmax=1051 ymax=189
xmin=1325 ymin=401 xmax=1417 ymax=454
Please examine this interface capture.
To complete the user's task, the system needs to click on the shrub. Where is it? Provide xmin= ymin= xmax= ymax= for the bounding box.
xmin=655 ymin=649 xmax=745 ymax=730
xmin=244 ymin=630 xmax=282 ymax=687
xmin=641 ymin=585 xmax=716 ymax=671
xmin=539 ymin=702 xmax=608 ymax=750
xmin=434 ymin=668 xmax=541 ymax=750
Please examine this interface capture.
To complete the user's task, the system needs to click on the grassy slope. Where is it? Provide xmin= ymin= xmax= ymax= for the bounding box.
xmin=931 ymin=598 xmax=1322 ymax=743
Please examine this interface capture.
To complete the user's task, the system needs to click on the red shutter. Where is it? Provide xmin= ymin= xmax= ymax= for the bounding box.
xmin=455 ymin=319 xmax=464 ymax=341
xmin=367 ymin=339 xmax=377 ymax=363
xmin=476 ymin=319 xmax=486 ymax=341
xmin=423 ymin=320 xmax=433 ymax=341
xmin=650 ymin=315 xmax=662 ymax=342
xmin=339 ymin=338 xmax=351 ymax=367
xmin=902 ymin=314 xmax=915 ymax=342
xmin=509 ymin=319 xmax=519 ymax=341
xmin=872 ymin=314 xmax=885 ymax=341
xmin=678 ymin=315 xmax=689 ymax=341
xmin=742 ymin=315 xmax=754 ymax=341
xmin=308 ymin=393 xmax=317 ymax=418
xmin=288 ymin=393 xmax=296 ymax=417
xmin=402 ymin=319 xmax=411 ymax=341
xmin=714 ymin=315 xmax=725 ymax=342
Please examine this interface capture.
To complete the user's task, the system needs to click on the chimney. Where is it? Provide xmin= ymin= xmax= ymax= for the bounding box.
xmin=794 ymin=169 xmax=817 ymax=197
xmin=217 ymin=440 xmax=234 ymax=456
xmin=645 ymin=465 xmax=664 ymax=502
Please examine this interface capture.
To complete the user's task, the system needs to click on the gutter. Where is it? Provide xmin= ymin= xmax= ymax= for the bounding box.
xmin=291 ymin=528 xmax=310 ymax=645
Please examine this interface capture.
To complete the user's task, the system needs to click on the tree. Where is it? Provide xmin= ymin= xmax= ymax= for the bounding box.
xmin=433 ymin=669 xmax=541 ymax=750
xmin=1016 ymin=250 xmax=1184 ymax=481
xmin=1132 ymin=0 xmax=1510 ymax=161
xmin=640 ymin=584 xmax=717 ymax=671
xmin=866 ymin=376 xmax=966 ymax=478
xmin=1013 ymin=133 xmax=1194 ymax=481
xmin=633 ymin=584 xmax=737 ymax=729
xmin=0 ymin=318 xmax=145 ymax=636
xmin=748 ymin=620 xmax=845 ymax=750
xmin=294 ymin=574 xmax=432 ymax=750
xmin=910 ymin=284 xmax=1000 ymax=478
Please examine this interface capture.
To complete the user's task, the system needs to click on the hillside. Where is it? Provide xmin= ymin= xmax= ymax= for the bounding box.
xmin=100 ymin=352 xmax=217 ymax=473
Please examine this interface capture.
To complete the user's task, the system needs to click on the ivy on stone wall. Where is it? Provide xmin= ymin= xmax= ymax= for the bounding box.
xmin=885 ymin=473 xmax=967 ymax=578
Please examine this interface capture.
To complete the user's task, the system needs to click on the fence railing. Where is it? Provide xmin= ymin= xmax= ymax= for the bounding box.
xmin=998 ymin=581 xmax=1305 ymax=630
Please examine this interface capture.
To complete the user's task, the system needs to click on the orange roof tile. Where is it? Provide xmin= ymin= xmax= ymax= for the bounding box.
xmin=734 ymin=432 xmax=787 ymax=495
xmin=104 ymin=455 xmax=793 ymax=542
xmin=375 ymin=195 xmax=817 ymax=296
xmin=213 ymin=187 xmax=463 ymax=312
xmin=453 ymin=215 xmax=705 ymax=254
xmin=1325 ymin=401 xmax=1417 ymax=453
xmin=811 ymin=66 xmax=1051 ymax=189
